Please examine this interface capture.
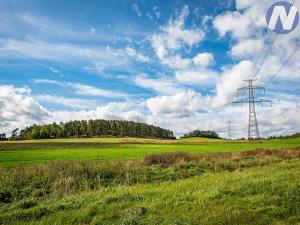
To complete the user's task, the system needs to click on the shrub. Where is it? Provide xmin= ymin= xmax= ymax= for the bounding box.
xmin=0 ymin=189 xmax=12 ymax=203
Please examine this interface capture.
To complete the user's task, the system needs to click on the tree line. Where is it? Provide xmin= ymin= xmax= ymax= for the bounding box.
xmin=181 ymin=130 xmax=220 ymax=139
xmin=266 ymin=133 xmax=300 ymax=140
xmin=15 ymin=120 xmax=175 ymax=140
xmin=0 ymin=133 xmax=7 ymax=141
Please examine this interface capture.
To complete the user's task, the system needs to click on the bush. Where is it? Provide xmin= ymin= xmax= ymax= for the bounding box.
xmin=0 ymin=189 xmax=12 ymax=203
xmin=181 ymin=130 xmax=219 ymax=139
xmin=18 ymin=199 xmax=38 ymax=209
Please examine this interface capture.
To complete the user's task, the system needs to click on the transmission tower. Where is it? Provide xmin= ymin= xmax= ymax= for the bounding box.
xmin=233 ymin=79 xmax=272 ymax=140
xmin=226 ymin=121 xmax=232 ymax=140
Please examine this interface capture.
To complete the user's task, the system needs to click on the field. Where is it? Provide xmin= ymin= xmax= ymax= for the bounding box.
xmin=0 ymin=137 xmax=300 ymax=224
xmin=1 ymin=137 xmax=300 ymax=167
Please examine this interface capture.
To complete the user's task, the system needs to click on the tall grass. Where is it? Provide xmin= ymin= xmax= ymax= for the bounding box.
xmin=0 ymin=158 xmax=299 ymax=225
xmin=0 ymin=147 xmax=299 ymax=204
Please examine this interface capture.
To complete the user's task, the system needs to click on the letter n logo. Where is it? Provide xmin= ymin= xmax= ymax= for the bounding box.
xmin=266 ymin=1 xmax=299 ymax=34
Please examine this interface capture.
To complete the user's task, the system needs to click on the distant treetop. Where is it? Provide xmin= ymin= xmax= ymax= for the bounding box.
xmin=16 ymin=119 xmax=175 ymax=140
xmin=181 ymin=130 xmax=220 ymax=139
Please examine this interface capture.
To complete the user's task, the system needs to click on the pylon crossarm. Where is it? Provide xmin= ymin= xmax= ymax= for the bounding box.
xmin=233 ymin=97 xmax=251 ymax=104
xmin=252 ymin=86 xmax=265 ymax=90
xmin=237 ymin=86 xmax=249 ymax=91
xmin=253 ymin=99 xmax=272 ymax=105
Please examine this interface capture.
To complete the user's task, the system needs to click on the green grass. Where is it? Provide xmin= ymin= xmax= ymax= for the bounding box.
xmin=0 ymin=137 xmax=227 ymax=144
xmin=1 ymin=137 xmax=300 ymax=167
xmin=0 ymin=157 xmax=299 ymax=225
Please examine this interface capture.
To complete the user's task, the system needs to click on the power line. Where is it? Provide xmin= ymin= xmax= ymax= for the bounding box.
xmin=0 ymin=49 xmax=60 ymax=75
xmin=264 ymin=45 xmax=299 ymax=89
xmin=233 ymin=79 xmax=272 ymax=140
xmin=251 ymin=34 xmax=279 ymax=80
xmin=249 ymin=0 xmax=296 ymax=80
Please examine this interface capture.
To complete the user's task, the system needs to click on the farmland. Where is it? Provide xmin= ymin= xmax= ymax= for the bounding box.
xmin=0 ymin=137 xmax=300 ymax=224
xmin=1 ymin=137 xmax=300 ymax=167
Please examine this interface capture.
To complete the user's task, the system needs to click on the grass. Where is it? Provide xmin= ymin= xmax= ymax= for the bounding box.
xmin=0 ymin=148 xmax=299 ymax=225
xmin=0 ymin=137 xmax=226 ymax=144
xmin=0 ymin=137 xmax=300 ymax=167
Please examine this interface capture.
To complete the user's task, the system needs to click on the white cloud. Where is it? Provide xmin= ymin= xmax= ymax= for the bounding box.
xmin=2 ymin=1 xmax=300 ymax=139
xmin=34 ymin=95 xmax=99 ymax=110
xmin=33 ymin=79 xmax=63 ymax=86
xmin=133 ymin=74 xmax=184 ymax=95
xmin=160 ymin=54 xmax=191 ymax=69
xmin=230 ymin=39 xmax=264 ymax=58
xmin=150 ymin=5 xmax=205 ymax=69
xmin=213 ymin=60 xmax=254 ymax=108
xmin=0 ymin=39 xmax=131 ymax=75
xmin=1 ymin=84 xmax=299 ymax=138
xmin=0 ymin=85 xmax=50 ymax=133
xmin=33 ymin=79 xmax=129 ymax=98
xmin=71 ymin=83 xmax=129 ymax=98
xmin=175 ymin=68 xmax=218 ymax=86
xmin=193 ymin=52 xmax=214 ymax=67
xmin=125 ymin=46 xmax=150 ymax=62
xmin=213 ymin=12 xmax=253 ymax=38
xmin=146 ymin=90 xmax=209 ymax=118
xmin=96 ymin=101 xmax=145 ymax=122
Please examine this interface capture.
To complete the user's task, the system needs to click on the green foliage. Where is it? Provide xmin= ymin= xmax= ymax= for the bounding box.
xmin=17 ymin=120 xmax=175 ymax=140
xmin=181 ymin=130 xmax=219 ymax=139
xmin=0 ymin=156 xmax=299 ymax=225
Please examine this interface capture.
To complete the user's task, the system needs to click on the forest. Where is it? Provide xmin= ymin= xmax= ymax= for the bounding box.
xmin=15 ymin=119 xmax=175 ymax=140
xmin=181 ymin=130 xmax=219 ymax=139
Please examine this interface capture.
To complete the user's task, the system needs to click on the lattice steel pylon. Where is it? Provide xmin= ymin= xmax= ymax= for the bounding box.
xmin=233 ymin=79 xmax=272 ymax=140
xmin=226 ymin=121 xmax=232 ymax=140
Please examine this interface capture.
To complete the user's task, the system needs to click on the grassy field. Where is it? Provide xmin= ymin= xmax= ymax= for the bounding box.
xmin=0 ymin=137 xmax=300 ymax=167
xmin=0 ymin=137 xmax=299 ymax=224
xmin=0 ymin=148 xmax=299 ymax=225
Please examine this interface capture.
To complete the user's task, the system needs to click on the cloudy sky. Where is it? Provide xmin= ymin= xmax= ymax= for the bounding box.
xmin=0 ymin=0 xmax=300 ymax=138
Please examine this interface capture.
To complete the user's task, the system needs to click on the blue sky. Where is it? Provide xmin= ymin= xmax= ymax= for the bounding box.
xmin=0 ymin=0 xmax=300 ymax=137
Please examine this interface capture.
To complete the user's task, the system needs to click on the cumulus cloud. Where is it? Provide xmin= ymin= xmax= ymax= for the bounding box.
xmin=96 ymin=101 xmax=145 ymax=122
xmin=213 ymin=60 xmax=254 ymax=108
xmin=230 ymin=39 xmax=264 ymax=58
xmin=0 ymin=85 xmax=50 ymax=133
xmin=193 ymin=52 xmax=215 ymax=67
xmin=1 ymin=84 xmax=299 ymax=138
xmin=213 ymin=0 xmax=300 ymax=85
xmin=146 ymin=90 xmax=209 ymax=118
xmin=150 ymin=5 xmax=205 ymax=69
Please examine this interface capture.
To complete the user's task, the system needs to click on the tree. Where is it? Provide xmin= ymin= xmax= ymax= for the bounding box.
xmin=181 ymin=130 xmax=219 ymax=139
xmin=17 ymin=119 xmax=175 ymax=140
xmin=0 ymin=133 xmax=6 ymax=141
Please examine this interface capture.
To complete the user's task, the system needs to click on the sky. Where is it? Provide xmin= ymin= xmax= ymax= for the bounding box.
xmin=0 ymin=0 xmax=300 ymax=138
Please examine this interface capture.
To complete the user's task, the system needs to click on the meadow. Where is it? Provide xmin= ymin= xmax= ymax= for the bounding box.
xmin=0 ymin=137 xmax=299 ymax=224
xmin=1 ymin=137 xmax=300 ymax=167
